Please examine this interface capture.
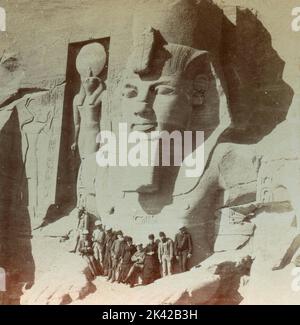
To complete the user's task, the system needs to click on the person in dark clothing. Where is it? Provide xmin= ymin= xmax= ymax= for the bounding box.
xmin=78 ymin=229 xmax=101 ymax=278
xmin=109 ymin=230 xmax=127 ymax=283
xmin=158 ymin=231 xmax=174 ymax=277
xmin=117 ymin=236 xmax=137 ymax=284
xmin=103 ymin=229 xmax=115 ymax=277
xmin=174 ymin=226 xmax=193 ymax=273
xmin=143 ymin=234 xmax=160 ymax=285
xmin=125 ymin=244 xmax=145 ymax=288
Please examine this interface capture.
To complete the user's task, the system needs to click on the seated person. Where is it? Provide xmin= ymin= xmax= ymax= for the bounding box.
xmin=118 ymin=236 xmax=137 ymax=284
xmin=125 ymin=244 xmax=145 ymax=288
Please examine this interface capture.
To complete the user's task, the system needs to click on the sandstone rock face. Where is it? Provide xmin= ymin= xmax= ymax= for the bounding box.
xmin=214 ymin=208 xmax=255 ymax=252
xmin=1 ymin=0 xmax=300 ymax=305
xmin=240 ymin=211 xmax=300 ymax=305
xmin=20 ymin=236 xmax=94 ymax=305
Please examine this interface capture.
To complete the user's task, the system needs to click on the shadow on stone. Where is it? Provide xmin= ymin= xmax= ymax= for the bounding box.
xmin=0 ymin=108 xmax=35 ymax=304
xmin=220 ymin=7 xmax=294 ymax=144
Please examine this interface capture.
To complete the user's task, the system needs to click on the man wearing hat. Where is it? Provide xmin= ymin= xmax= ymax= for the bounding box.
xmin=92 ymin=220 xmax=106 ymax=270
xmin=109 ymin=230 xmax=126 ymax=282
xmin=78 ymin=229 xmax=100 ymax=278
xmin=103 ymin=228 xmax=115 ymax=277
xmin=174 ymin=226 xmax=193 ymax=273
xmin=143 ymin=234 xmax=160 ymax=285
xmin=69 ymin=207 xmax=88 ymax=253
xmin=158 ymin=232 xmax=174 ymax=277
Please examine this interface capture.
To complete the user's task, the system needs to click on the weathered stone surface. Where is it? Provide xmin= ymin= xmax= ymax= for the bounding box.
xmin=123 ymin=268 xmax=221 ymax=305
xmin=240 ymin=211 xmax=300 ymax=304
xmin=20 ymin=236 xmax=94 ymax=305
xmin=16 ymin=80 xmax=65 ymax=228
xmin=1 ymin=0 xmax=300 ymax=305
xmin=213 ymin=208 xmax=255 ymax=251
xmin=37 ymin=211 xmax=77 ymax=238
xmin=0 ymin=51 xmax=24 ymax=106
xmin=214 ymin=235 xmax=251 ymax=252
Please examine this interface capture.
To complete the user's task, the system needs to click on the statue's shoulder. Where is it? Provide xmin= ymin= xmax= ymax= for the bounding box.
xmin=73 ymin=93 xmax=85 ymax=107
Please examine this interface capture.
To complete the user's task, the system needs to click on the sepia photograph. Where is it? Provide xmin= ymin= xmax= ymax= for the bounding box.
xmin=0 ymin=0 xmax=300 ymax=310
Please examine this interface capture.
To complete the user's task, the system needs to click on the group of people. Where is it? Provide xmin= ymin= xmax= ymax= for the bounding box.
xmin=70 ymin=209 xmax=193 ymax=288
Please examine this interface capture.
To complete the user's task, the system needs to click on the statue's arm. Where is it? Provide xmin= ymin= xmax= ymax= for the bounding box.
xmin=94 ymin=86 xmax=107 ymax=126
xmin=181 ymin=146 xmax=224 ymax=222
xmin=71 ymin=95 xmax=80 ymax=151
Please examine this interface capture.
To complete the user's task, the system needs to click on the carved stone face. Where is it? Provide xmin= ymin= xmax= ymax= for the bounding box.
xmin=118 ymin=42 xmax=211 ymax=194
xmin=121 ymin=39 xmax=210 ymax=134
xmin=121 ymin=73 xmax=192 ymax=133
xmin=82 ymin=77 xmax=100 ymax=94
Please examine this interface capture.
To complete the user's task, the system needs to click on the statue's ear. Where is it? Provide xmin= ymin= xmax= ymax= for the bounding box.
xmin=183 ymin=51 xmax=211 ymax=80
xmin=191 ymin=74 xmax=209 ymax=107
xmin=184 ymin=51 xmax=212 ymax=106
xmin=193 ymin=74 xmax=209 ymax=92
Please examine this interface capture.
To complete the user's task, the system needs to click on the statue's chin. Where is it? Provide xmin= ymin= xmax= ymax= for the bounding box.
xmin=131 ymin=124 xmax=157 ymax=132
xmin=135 ymin=183 xmax=160 ymax=193
xmin=121 ymin=165 xmax=161 ymax=193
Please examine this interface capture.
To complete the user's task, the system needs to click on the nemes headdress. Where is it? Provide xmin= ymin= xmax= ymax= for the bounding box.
xmin=124 ymin=0 xmax=220 ymax=81
xmin=126 ymin=26 xmax=212 ymax=81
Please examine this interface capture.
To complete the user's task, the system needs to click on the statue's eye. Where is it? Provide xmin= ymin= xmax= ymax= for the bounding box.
xmin=122 ymin=86 xmax=138 ymax=98
xmin=155 ymin=85 xmax=175 ymax=95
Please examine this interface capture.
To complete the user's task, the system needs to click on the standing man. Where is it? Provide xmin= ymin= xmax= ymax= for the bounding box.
xmin=103 ymin=229 xmax=115 ymax=277
xmin=117 ymin=236 xmax=137 ymax=284
xmin=143 ymin=234 xmax=160 ymax=285
xmin=78 ymin=229 xmax=100 ymax=278
xmin=158 ymin=232 xmax=174 ymax=277
xmin=69 ymin=207 xmax=88 ymax=253
xmin=174 ymin=226 xmax=193 ymax=273
xmin=92 ymin=220 xmax=106 ymax=270
xmin=110 ymin=231 xmax=126 ymax=283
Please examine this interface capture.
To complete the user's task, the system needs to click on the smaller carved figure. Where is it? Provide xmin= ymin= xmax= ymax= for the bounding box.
xmin=71 ymin=43 xmax=107 ymax=160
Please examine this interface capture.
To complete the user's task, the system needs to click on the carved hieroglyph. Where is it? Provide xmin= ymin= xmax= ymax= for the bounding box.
xmin=16 ymin=78 xmax=65 ymax=227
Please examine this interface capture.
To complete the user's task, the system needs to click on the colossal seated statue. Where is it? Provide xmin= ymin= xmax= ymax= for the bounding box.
xmin=92 ymin=0 xmax=232 ymax=266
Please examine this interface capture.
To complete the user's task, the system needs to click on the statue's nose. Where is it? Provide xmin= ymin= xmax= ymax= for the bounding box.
xmin=136 ymin=85 xmax=151 ymax=103
xmin=133 ymin=103 xmax=152 ymax=117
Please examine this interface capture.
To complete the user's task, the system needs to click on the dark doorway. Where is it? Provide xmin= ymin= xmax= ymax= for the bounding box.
xmin=55 ymin=37 xmax=110 ymax=218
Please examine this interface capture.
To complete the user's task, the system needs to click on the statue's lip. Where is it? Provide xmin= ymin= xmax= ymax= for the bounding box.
xmin=132 ymin=122 xmax=157 ymax=126
xmin=131 ymin=122 xmax=157 ymax=132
